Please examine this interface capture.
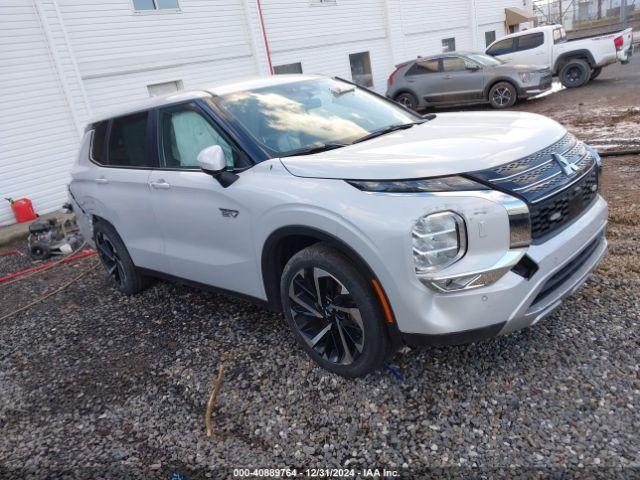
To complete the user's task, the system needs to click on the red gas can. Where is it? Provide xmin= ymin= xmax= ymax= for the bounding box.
xmin=7 ymin=198 xmax=38 ymax=223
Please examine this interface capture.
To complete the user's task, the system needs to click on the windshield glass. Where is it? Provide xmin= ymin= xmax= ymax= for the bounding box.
xmin=214 ymin=78 xmax=419 ymax=157
xmin=465 ymin=53 xmax=503 ymax=66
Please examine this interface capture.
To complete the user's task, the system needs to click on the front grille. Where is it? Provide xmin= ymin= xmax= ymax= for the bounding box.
xmin=529 ymin=167 xmax=598 ymax=240
xmin=468 ymin=132 xmax=599 ymax=240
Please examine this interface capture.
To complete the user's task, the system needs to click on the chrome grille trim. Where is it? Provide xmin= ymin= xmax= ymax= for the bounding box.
xmin=466 ymin=133 xmax=600 ymax=240
xmin=467 ymin=132 xmax=596 ymax=204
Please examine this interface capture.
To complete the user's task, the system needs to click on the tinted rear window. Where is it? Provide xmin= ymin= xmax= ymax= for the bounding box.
xmin=517 ymin=33 xmax=544 ymax=51
xmin=487 ymin=38 xmax=515 ymax=55
xmin=107 ymin=112 xmax=151 ymax=167
xmin=406 ymin=59 xmax=439 ymax=75
xmin=91 ymin=121 xmax=108 ymax=164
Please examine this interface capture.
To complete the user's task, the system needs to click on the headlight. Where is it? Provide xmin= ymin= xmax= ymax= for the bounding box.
xmin=348 ymin=176 xmax=487 ymax=193
xmin=518 ymin=72 xmax=533 ymax=83
xmin=412 ymin=211 xmax=466 ymax=274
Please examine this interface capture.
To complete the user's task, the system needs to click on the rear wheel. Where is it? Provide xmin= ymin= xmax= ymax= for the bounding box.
xmin=94 ymin=221 xmax=152 ymax=295
xmin=488 ymin=81 xmax=517 ymax=109
xmin=394 ymin=92 xmax=418 ymax=111
xmin=560 ymin=59 xmax=590 ymax=88
xmin=280 ymin=244 xmax=389 ymax=377
xmin=590 ymin=66 xmax=603 ymax=80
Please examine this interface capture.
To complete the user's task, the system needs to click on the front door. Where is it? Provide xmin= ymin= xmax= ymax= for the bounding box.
xmin=437 ymin=56 xmax=485 ymax=104
xmin=147 ymin=102 xmax=261 ymax=298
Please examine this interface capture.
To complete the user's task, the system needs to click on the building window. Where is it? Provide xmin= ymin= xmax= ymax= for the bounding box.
xmin=274 ymin=63 xmax=303 ymax=75
xmin=147 ymin=80 xmax=183 ymax=97
xmin=133 ymin=0 xmax=179 ymax=11
xmin=349 ymin=51 xmax=373 ymax=88
xmin=442 ymin=37 xmax=456 ymax=53
xmin=509 ymin=24 xmax=520 ymax=34
xmin=485 ymin=31 xmax=496 ymax=47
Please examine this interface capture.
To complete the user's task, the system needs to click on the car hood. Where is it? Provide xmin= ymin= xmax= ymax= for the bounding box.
xmin=279 ymin=111 xmax=566 ymax=180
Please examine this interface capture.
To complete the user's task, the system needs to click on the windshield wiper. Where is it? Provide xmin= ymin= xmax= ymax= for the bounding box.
xmin=352 ymin=121 xmax=424 ymax=144
xmin=280 ymin=143 xmax=348 ymax=157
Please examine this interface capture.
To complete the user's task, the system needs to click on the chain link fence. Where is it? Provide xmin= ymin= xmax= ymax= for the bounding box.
xmin=533 ymin=0 xmax=638 ymax=38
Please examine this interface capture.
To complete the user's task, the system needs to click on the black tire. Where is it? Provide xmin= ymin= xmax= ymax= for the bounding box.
xmin=590 ymin=66 xmax=603 ymax=80
xmin=488 ymin=81 xmax=517 ymax=109
xmin=280 ymin=243 xmax=389 ymax=378
xmin=93 ymin=220 xmax=152 ymax=295
xmin=29 ymin=242 xmax=50 ymax=261
xmin=394 ymin=92 xmax=418 ymax=111
xmin=560 ymin=59 xmax=590 ymax=88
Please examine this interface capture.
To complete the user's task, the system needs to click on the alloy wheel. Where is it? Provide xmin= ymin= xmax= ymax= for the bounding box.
xmin=95 ymin=231 xmax=126 ymax=288
xmin=288 ymin=267 xmax=365 ymax=365
xmin=492 ymin=87 xmax=512 ymax=106
xmin=399 ymin=96 xmax=412 ymax=107
xmin=566 ymin=66 xmax=582 ymax=84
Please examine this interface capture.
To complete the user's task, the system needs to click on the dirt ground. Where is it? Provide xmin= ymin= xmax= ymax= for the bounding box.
xmin=1 ymin=61 xmax=639 ymax=478
xmin=514 ymin=61 xmax=640 ymax=153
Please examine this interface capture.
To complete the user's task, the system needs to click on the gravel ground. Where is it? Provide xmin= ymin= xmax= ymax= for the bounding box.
xmin=1 ymin=65 xmax=639 ymax=478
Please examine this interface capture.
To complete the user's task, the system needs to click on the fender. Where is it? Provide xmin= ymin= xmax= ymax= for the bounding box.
xmin=260 ymin=225 xmax=404 ymax=347
xmin=553 ymin=49 xmax=596 ymax=72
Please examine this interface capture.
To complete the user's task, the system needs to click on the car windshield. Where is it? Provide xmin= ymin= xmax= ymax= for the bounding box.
xmin=465 ymin=53 xmax=503 ymax=66
xmin=214 ymin=78 xmax=420 ymax=157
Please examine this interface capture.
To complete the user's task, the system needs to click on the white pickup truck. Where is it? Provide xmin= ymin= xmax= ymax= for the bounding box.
xmin=486 ymin=24 xmax=633 ymax=88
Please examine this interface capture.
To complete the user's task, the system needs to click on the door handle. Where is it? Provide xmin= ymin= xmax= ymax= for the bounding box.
xmin=150 ymin=180 xmax=171 ymax=190
xmin=95 ymin=177 xmax=108 ymax=184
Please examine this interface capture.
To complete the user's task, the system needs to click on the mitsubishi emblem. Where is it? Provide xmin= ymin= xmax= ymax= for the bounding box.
xmin=552 ymin=153 xmax=579 ymax=176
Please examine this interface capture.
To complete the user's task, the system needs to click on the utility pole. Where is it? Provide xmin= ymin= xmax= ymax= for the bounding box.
xmin=621 ymin=0 xmax=628 ymax=27
xmin=558 ymin=0 xmax=563 ymax=25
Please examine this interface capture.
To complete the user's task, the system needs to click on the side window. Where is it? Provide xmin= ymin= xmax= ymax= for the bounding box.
xmin=91 ymin=121 xmax=108 ymax=164
xmin=553 ymin=28 xmax=566 ymax=44
xmin=442 ymin=56 xmax=466 ymax=72
xmin=516 ymin=33 xmax=544 ymax=51
xmin=159 ymin=104 xmax=235 ymax=169
xmin=107 ymin=112 xmax=151 ymax=167
xmin=486 ymin=38 xmax=515 ymax=56
xmin=406 ymin=59 xmax=439 ymax=76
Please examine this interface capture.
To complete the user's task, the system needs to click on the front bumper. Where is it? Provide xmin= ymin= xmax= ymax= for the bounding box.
xmin=398 ymin=195 xmax=608 ymax=344
xmin=519 ymin=74 xmax=553 ymax=98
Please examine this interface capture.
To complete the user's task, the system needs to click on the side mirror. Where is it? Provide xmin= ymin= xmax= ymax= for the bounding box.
xmin=197 ymin=145 xmax=239 ymax=188
xmin=197 ymin=145 xmax=227 ymax=174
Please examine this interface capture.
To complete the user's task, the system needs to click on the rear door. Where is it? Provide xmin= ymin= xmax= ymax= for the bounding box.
xmin=90 ymin=112 xmax=167 ymax=271
xmin=437 ymin=56 xmax=485 ymax=104
xmin=402 ymin=58 xmax=441 ymax=104
xmin=506 ymin=32 xmax=546 ymax=66
xmin=147 ymin=102 xmax=260 ymax=297
xmin=486 ymin=37 xmax=517 ymax=62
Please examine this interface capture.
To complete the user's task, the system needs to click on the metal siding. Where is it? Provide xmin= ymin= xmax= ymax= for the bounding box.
xmin=0 ymin=1 xmax=80 ymax=225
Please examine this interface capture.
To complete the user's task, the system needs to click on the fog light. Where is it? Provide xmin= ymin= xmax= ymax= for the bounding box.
xmin=412 ymin=211 xmax=466 ymax=274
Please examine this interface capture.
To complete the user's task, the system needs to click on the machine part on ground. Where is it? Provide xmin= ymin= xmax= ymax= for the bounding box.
xmin=27 ymin=217 xmax=83 ymax=261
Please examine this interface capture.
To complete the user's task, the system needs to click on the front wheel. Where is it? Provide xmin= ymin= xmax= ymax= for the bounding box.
xmin=280 ymin=244 xmax=389 ymax=377
xmin=488 ymin=81 xmax=517 ymax=109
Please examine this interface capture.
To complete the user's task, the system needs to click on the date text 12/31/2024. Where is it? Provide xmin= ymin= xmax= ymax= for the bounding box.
xmin=233 ymin=468 xmax=400 ymax=478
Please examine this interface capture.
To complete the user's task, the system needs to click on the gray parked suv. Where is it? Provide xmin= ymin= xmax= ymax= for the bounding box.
xmin=386 ymin=52 xmax=552 ymax=110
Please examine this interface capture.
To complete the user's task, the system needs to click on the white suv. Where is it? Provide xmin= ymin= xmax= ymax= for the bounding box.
xmin=69 ymin=75 xmax=608 ymax=377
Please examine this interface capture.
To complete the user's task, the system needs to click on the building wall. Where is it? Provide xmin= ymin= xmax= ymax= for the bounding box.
xmin=0 ymin=0 xmax=535 ymax=225
xmin=0 ymin=0 xmax=84 ymax=225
